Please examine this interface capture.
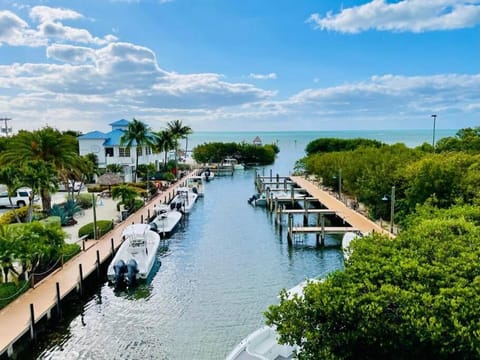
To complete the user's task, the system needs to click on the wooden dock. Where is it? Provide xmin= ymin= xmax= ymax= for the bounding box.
xmin=253 ymin=174 xmax=393 ymax=245
xmin=290 ymin=176 xmax=391 ymax=237
xmin=0 ymin=171 xmax=199 ymax=358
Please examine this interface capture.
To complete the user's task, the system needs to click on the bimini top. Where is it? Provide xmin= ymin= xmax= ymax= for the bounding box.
xmin=122 ymin=224 xmax=151 ymax=238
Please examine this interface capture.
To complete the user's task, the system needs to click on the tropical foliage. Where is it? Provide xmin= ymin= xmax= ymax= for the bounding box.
xmin=0 ymin=127 xmax=83 ymax=214
xmin=120 ymin=118 xmax=157 ymax=182
xmin=265 ymin=203 xmax=480 ymax=359
xmin=192 ymin=142 xmax=278 ymax=165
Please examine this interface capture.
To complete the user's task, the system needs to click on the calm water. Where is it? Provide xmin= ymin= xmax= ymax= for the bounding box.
xmin=33 ymin=129 xmax=457 ymax=360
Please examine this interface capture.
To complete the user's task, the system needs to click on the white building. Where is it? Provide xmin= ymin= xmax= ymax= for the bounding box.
xmin=78 ymin=119 xmax=164 ymax=182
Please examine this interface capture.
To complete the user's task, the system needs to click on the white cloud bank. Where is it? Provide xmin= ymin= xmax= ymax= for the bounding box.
xmin=308 ymin=0 xmax=480 ymax=33
xmin=0 ymin=5 xmax=478 ymax=132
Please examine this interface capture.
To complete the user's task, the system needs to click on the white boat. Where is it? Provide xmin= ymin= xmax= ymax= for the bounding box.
xmin=226 ymin=279 xmax=322 ymax=360
xmin=202 ymin=168 xmax=215 ymax=181
xmin=341 ymin=231 xmax=362 ymax=260
xmin=149 ymin=204 xmax=182 ymax=237
xmin=248 ymin=192 xmax=267 ymax=207
xmin=224 ymin=158 xmax=245 ymax=170
xmin=170 ymin=186 xmax=198 ymax=213
xmin=107 ymin=224 xmax=161 ymax=286
xmin=187 ymin=175 xmax=205 ymax=197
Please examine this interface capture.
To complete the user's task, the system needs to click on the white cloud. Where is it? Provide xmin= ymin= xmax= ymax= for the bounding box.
xmin=249 ymin=73 xmax=277 ymax=80
xmin=46 ymin=44 xmax=96 ymax=64
xmin=30 ymin=6 xmax=83 ymax=23
xmin=308 ymin=0 xmax=480 ymax=33
xmin=0 ymin=10 xmax=42 ymax=46
xmin=285 ymin=74 xmax=480 ymax=119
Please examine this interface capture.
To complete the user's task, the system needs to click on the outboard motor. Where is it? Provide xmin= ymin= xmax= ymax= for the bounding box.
xmin=170 ymin=202 xmax=176 ymax=210
xmin=204 ymin=169 xmax=211 ymax=182
xmin=192 ymin=187 xmax=198 ymax=194
xmin=113 ymin=259 xmax=127 ymax=285
xmin=126 ymin=258 xmax=139 ymax=286
xmin=248 ymin=194 xmax=258 ymax=205
xmin=176 ymin=202 xmax=182 ymax=211
xmin=149 ymin=222 xmax=158 ymax=232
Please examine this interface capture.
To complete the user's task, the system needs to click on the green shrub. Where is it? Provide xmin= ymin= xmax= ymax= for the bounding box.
xmin=133 ymin=199 xmax=144 ymax=211
xmin=41 ymin=216 xmax=62 ymax=227
xmin=0 ymin=206 xmax=31 ymax=224
xmin=78 ymin=220 xmax=113 ymax=239
xmin=62 ymin=243 xmax=81 ymax=262
xmin=0 ymin=281 xmax=29 ymax=310
xmin=75 ymin=193 xmax=94 ymax=209
xmin=87 ymin=184 xmax=108 ymax=193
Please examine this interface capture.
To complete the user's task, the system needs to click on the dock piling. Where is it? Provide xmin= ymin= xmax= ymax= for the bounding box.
xmin=78 ymin=264 xmax=84 ymax=297
xmin=55 ymin=282 xmax=62 ymax=319
xmin=96 ymin=250 xmax=101 ymax=279
xmin=29 ymin=303 xmax=35 ymax=341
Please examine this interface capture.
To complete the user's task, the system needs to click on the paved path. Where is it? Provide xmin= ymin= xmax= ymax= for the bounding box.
xmin=0 ymin=172 xmax=197 ymax=357
xmin=290 ymin=176 xmax=393 ymax=237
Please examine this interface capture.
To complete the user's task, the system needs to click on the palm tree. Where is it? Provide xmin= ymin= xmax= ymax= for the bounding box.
xmin=154 ymin=130 xmax=175 ymax=170
xmin=167 ymin=120 xmax=192 ymax=177
xmin=0 ymin=127 xmax=82 ymax=212
xmin=111 ymin=184 xmax=138 ymax=212
xmin=120 ymin=118 xmax=157 ymax=182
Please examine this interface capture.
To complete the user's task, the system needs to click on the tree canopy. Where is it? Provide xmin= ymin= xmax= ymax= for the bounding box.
xmin=265 ymin=203 xmax=480 ymax=359
xmin=192 ymin=142 xmax=278 ymax=165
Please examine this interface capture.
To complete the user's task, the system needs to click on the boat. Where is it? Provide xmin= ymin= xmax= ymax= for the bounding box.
xmin=170 ymin=186 xmax=198 ymax=213
xmin=107 ymin=224 xmax=161 ymax=287
xmin=223 ymin=158 xmax=245 ymax=171
xmin=149 ymin=204 xmax=182 ymax=237
xmin=202 ymin=167 xmax=215 ymax=181
xmin=226 ymin=278 xmax=322 ymax=360
xmin=341 ymin=231 xmax=362 ymax=260
xmin=187 ymin=175 xmax=205 ymax=197
xmin=247 ymin=192 xmax=267 ymax=207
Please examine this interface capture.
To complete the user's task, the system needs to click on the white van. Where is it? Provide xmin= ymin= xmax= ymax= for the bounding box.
xmin=0 ymin=188 xmax=36 ymax=208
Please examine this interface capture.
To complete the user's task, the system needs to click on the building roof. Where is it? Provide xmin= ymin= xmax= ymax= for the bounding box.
xmin=78 ymin=131 xmax=109 ymax=140
xmin=109 ymin=119 xmax=130 ymax=127
xmin=103 ymin=129 xmax=131 ymax=146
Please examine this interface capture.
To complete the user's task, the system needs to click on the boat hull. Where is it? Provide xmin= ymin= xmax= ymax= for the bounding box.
xmin=107 ymin=224 xmax=161 ymax=285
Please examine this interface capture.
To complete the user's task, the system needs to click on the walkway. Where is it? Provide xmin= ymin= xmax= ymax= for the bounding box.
xmin=0 ymin=172 xmax=198 ymax=357
xmin=290 ymin=176 xmax=393 ymax=237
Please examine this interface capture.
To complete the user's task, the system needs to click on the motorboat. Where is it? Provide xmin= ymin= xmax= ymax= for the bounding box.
xmin=226 ymin=278 xmax=322 ymax=360
xmin=342 ymin=231 xmax=362 ymax=260
xmin=202 ymin=167 xmax=215 ymax=181
xmin=247 ymin=192 xmax=267 ymax=207
xmin=187 ymin=175 xmax=205 ymax=197
xmin=107 ymin=224 xmax=161 ymax=287
xmin=170 ymin=186 xmax=198 ymax=213
xmin=149 ymin=204 xmax=182 ymax=237
xmin=226 ymin=325 xmax=297 ymax=360
xmin=224 ymin=158 xmax=245 ymax=170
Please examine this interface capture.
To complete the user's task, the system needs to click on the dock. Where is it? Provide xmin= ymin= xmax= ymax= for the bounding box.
xmin=0 ymin=171 xmax=200 ymax=358
xmin=255 ymin=173 xmax=392 ymax=246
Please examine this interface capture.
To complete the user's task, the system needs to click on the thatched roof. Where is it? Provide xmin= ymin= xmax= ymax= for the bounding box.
xmin=97 ymin=172 xmax=124 ymax=186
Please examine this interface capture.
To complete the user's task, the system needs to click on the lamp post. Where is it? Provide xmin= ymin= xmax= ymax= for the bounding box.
xmin=382 ymin=185 xmax=396 ymax=234
xmin=333 ymin=169 xmax=342 ymax=201
xmin=431 ymin=114 xmax=437 ymax=153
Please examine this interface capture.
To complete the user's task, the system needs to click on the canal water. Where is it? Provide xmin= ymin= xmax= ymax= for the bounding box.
xmin=30 ymin=129 xmax=456 ymax=360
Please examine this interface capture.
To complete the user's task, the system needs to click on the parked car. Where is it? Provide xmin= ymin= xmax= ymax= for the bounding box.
xmin=0 ymin=187 xmax=38 ymax=208
xmin=58 ymin=180 xmax=84 ymax=192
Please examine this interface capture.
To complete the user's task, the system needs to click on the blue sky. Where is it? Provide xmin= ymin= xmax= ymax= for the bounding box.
xmin=0 ymin=0 xmax=478 ymax=133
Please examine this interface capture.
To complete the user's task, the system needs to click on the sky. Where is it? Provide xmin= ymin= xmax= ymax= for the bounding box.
xmin=0 ymin=0 xmax=479 ymax=134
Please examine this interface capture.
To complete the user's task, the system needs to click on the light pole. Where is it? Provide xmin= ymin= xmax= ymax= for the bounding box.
xmin=333 ymin=169 xmax=342 ymax=201
xmin=382 ymin=185 xmax=396 ymax=234
xmin=431 ymin=114 xmax=437 ymax=153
